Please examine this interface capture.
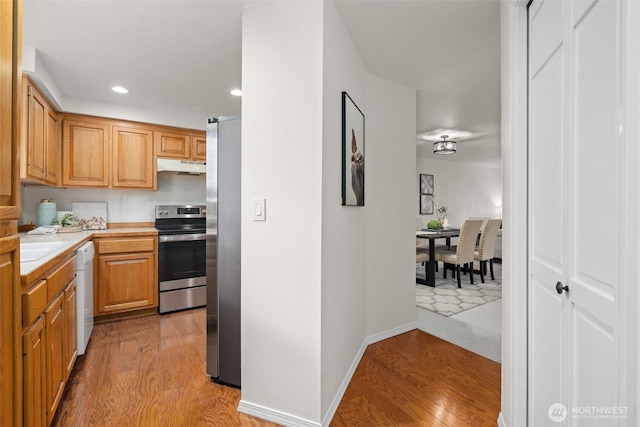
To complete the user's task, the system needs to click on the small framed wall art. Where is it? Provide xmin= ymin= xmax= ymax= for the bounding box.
xmin=420 ymin=194 xmax=434 ymax=215
xmin=420 ymin=174 xmax=434 ymax=195
xmin=342 ymin=91 xmax=365 ymax=206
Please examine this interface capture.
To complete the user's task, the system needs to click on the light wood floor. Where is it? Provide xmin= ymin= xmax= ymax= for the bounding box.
xmin=53 ymin=308 xmax=500 ymax=426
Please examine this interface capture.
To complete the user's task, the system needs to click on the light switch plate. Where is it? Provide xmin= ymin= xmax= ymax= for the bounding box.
xmin=253 ymin=198 xmax=266 ymax=221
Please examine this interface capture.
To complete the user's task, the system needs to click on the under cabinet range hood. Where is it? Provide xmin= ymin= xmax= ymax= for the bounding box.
xmin=157 ymin=158 xmax=206 ymax=175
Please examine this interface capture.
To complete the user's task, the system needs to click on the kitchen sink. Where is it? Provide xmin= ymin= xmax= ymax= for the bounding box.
xmin=20 ymin=241 xmax=66 ymax=263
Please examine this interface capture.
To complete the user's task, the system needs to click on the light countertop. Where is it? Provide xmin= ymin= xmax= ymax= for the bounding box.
xmin=19 ymin=227 xmax=158 ymax=279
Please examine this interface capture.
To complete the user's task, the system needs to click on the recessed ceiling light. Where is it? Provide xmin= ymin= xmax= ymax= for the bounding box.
xmin=112 ymin=86 xmax=129 ymax=94
xmin=230 ymin=88 xmax=242 ymax=96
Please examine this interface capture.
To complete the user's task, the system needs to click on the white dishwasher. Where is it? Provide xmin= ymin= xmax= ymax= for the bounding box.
xmin=76 ymin=241 xmax=94 ymax=355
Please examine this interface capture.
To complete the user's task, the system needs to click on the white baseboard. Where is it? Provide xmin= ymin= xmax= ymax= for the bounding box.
xmin=320 ymin=321 xmax=418 ymax=426
xmin=366 ymin=321 xmax=418 ymax=346
xmin=497 ymin=411 xmax=506 ymax=427
xmin=237 ymin=400 xmax=321 ymax=427
xmin=238 ymin=321 xmax=419 ymax=427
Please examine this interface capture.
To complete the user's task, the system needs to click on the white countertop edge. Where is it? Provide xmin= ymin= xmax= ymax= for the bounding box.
xmin=19 ymin=231 xmax=94 ymax=276
xmin=19 ymin=228 xmax=157 ymax=276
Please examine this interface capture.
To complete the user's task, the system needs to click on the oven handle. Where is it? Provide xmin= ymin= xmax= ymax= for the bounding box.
xmin=159 ymin=233 xmax=208 ymax=243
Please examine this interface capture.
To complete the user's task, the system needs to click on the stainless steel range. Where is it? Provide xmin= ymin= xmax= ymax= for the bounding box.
xmin=155 ymin=205 xmax=207 ymax=313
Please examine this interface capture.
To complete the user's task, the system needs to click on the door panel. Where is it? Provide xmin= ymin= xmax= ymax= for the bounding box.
xmin=528 ymin=3 xmax=567 ymax=423
xmin=528 ymin=0 xmax=633 ymax=425
xmin=528 ymin=277 xmax=565 ymax=422
xmin=572 ymin=307 xmax=616 ymax=414
xmin=529 ymin=47 xmax=564 ymax=270
xmin=573 ymin=0 xmax=618 ymax=286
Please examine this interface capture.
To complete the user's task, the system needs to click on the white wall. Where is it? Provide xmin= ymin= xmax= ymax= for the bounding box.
xmin=365 ymin=75 xmax=416 ymax=337
xmin=320 ymin=1 xmax=368 ymax=418
xmin=20 ymin=173 xmax=205 ymax=224
xmin=240 ymin=1 xmax=324 ymax=424
xmin=416 ymin=157 xmax=502 ymax=229
xmin=241 ymin=2 xmax=418 ymax=425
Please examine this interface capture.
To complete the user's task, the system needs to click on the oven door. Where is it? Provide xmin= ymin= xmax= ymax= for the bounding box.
xmin=158 ymin=233 xmax=207 ymax=283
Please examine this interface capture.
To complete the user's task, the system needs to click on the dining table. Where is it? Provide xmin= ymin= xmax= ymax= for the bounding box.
xmin=416 ymin=228 xmax=460 ymax=287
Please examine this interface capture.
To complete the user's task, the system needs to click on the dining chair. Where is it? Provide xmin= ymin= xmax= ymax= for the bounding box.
xmin=474 ymin=218 xmax=502 ymax=283
xmin=416 ymin=244 xmax=438 ymax=271
xmin=435 ymin=219 xmax=484 ymax=288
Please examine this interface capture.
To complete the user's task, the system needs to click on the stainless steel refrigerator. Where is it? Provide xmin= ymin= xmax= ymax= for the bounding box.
xmin=206 ymin=116 xmax=241 ymax=387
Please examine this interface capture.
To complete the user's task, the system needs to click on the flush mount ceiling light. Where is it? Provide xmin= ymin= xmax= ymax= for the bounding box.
xmin=230 ymin=88 xmax=242 ymax=96
xmin=417 ymin=128 xmax=478 ymax=142
xmin=111 ymin=86 xmax=129 ymax=94
xmin=433 ymin=135 xmax=457 ymax=155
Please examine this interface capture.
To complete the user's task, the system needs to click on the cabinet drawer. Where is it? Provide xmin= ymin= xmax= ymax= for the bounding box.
xmin=23 ymin=279 xmax=48 ymax=327
xmin=97 ymin=238 xmax=155 ymax=255
xmin=47 ymin=255 xmax=76 ymax=301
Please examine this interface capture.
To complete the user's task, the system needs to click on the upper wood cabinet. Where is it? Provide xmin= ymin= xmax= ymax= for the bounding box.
xmin=62 ymin=116 xmax=157 ymax=190
xmin=155 ymin=131 xmax=190 ymax=159
xmin=191 ymin=133 xmax=207 ymax=160
xmin=18 ymin=80 xmax=203 ymax=191
xmin=62 ymin=118 xmax=111 ymax=187
xmin=156 ymin=130 xmax=206 ymax=161
xmin=112 ymin=125 xmax=155 ymax=189
xmin=21 ymin=76 xmax=60 ymax=186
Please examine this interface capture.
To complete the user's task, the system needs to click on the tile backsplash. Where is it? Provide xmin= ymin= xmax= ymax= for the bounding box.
xmin=21 ymin=173 xmax=205 ymax=225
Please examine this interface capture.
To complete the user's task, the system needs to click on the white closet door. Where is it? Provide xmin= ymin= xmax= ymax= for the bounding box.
xmin=528 ymin=0 xmax=637 ymax=425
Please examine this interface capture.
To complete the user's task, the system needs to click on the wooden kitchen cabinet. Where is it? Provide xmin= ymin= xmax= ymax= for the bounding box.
xmin=1 ymin=0 xmax=21 ymax=424
xmin=23 ymin=315 xmax=47 ymax=427
xmin=62 ymin=116 xmax=158 ymax=190
xmin=156 ymin=129 xmax=206 ymax=161
xmin=0 ymin=239 xmax=20 ymax=427
xmin=95 ymin=236 xmax=158 ymax=316
xmin=62 ymin=118 xmax=110 ymax=187
xmin=21 ymin=76 xmax=61 ymax=186
xmin=112 ymin=125 xmax=155 ymax=189
xmin=44 ymin=292 xmax=66 ymax=425
xmin=190 ymin=133 xmax=207 ymax=160
xmin=155 ymin=130 xmax=190 ymax=159
xmin=21 ymin=253 xmax=77 ymax=426
xmin=64 ymin=279 xmax=77 ymax=378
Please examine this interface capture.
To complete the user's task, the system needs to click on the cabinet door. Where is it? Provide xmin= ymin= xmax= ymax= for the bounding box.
xmin=45 ymin=293 xmax=66 ymax=424
xmin=155 ymin=131 xmax=190 ymax=159
xmin=112 ymin=126 xmax=155 ymax=189
xmin=62 ymin=120 xmax=110 ymax=187
xmin=25 ymin=83 xmax=47 ymax=181
xmin=97 ymin=252 xmax=156 ymax=314
xmin=191 ymin=133 xmax=206 ymax=160
xmin=0 ymin=237 xmax=19 ymax=427
xmin=23 ymin=316 xmax=47 ymax=427
xmin=64 ymin=279 xmax=77 ymax=379
xmin=44 ymin=108 xmax=60 ymax=185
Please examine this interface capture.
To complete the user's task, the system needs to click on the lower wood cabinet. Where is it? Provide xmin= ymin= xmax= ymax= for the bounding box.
xmin=21 ymin=254 xmax=77 ymax=427
xmin=23 ymin=315 xmax=46 ymax=427
xmin=0 ymin=237 xmax=19 ymax=427
xmin=45 ymin=293 xmax=66 ymax=425
xmin=95 ymin=236 xmax=158 ymax=317
xmin=64 ymin=279 xmax=77 ymax=378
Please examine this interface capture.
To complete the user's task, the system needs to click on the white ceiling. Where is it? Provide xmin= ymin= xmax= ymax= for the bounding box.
xmin=22 ymin=0 xmax=501 ymax=168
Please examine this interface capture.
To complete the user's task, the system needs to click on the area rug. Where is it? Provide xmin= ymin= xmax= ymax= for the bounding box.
xmin=416 ymin=262 xmax=502 ymax=317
